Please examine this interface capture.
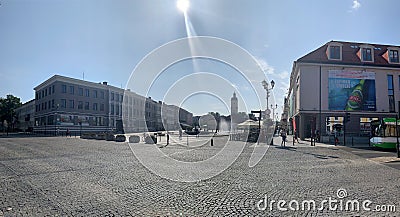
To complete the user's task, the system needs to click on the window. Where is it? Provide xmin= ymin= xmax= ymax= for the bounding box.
xmin=61 ymin=99 xmax=67 ymax=108
xmin=388 ymin=75 xmax=395 ymax=112
xmin=329 ymin=45 xmax=341 ymax=60
xmin=116 ymin=93 xmax=119 ymax=102
xmin=389 ymin=50 xmax=399 ymax=63
xmin=45 ymin=89 xmax=48 ymax=96
xmin=42 ymin=90 xmax=45 ymax=98
xmin=78 ymin=101 xmax=83 ymax=109
xmin=85 ymin=102 xmax=90 ymax=110
xmin=85 ymin=89 xmax=90 ymax=97
xmin=52 ymin=99 xmax=55 ymax=108
xmin=48 ymin=101 xmax=51 ymax=109
xmin=100 ymin=103 xmax=105 ymax=111
xmin=62 ymin=85 xmax=67 ymax=93
xmin=93 ymin=103 xmax=98 ymax=111
xmin=111 ymin=92 xmax=115 ymax=101
xmin=69 ymin=86 xmax=74 ymax=94
xmin=116 ymin=105 xmax=119 ymax=115
xmin=78 ymin=88 xmax=83 ymax=96
xmin=69 ymin=100 xmax=74 ymax=109
xmin=93 ymin=90 xmax=98 ymax=98
xmin=48 ymin=86 xmax=51 ymax=95
xmin=111 ymin=103 xmax=114 ymax=114
xmin=100 ymin=91 xmax=104 ymax=99
xmin=52 ymin=85 xmax=55 ymax=94
xmin=362 ymin=48 xmax=372 ymax=61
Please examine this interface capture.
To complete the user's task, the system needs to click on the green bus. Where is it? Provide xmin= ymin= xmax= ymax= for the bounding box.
xmin=370 ymin=118 xmax=399 ymax=149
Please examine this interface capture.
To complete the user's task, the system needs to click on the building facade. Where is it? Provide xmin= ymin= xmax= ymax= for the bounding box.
xmin=15 ymin=99 xmax=35 ymax=131
xmin=287 ymin=41 xmax=400 ymax=140
xmin=33 ymin=75 xmax=193 ymax=134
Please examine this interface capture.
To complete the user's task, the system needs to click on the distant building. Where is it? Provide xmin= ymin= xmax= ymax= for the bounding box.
xmin=15 ymin=99 xmax=35 ymax=131
xmin=33 ymin=75 xmax=192 ymax=134
xmin=287 ymin=41 xmax=400 ymax=140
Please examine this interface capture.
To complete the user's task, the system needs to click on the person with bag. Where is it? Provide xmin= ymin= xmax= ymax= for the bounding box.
xmin=281 ymin=130 xmax=287 ymax=147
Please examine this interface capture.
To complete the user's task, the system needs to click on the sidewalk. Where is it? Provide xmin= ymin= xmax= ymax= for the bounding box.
xmin=272 ymin=135 xmax=334 ymax=148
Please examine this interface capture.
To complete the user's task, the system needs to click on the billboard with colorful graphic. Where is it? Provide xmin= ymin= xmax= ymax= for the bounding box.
xmin=328 ymin=70 xmax=376 ymax=111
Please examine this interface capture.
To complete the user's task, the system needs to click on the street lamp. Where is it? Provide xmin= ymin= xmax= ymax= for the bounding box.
xmin=261 ymin=79 xmax=275 ymax=119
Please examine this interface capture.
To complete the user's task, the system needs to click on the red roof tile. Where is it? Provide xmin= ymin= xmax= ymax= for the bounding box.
xmin=297 ymin=41 xmax=400 ymax=68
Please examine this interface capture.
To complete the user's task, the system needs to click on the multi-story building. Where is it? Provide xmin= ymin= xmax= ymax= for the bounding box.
xmin=33 ymin=75 xmax=193 ymax=134
xmin=288 ymin=41 xmax=400 ymax=140
xmin=15 ymin=99 xmax=35 ymax=131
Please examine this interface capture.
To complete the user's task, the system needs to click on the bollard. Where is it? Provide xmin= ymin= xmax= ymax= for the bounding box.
xmin=211 ymin=138 xmax=214 ymax=146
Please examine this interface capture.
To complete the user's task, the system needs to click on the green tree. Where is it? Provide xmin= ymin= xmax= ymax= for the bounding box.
xmin=0 ymin=95 xmax=22 ymax=129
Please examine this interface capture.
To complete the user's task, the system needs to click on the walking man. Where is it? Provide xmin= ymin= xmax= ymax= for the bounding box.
xmin=281 ymin=130 xmax=287 ymax=147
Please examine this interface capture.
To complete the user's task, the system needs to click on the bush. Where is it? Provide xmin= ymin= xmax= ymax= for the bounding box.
xmin=115 ymin=135 xmax=126 ymax=142
xmin=145 ymin=135 xmax=157 ymax=144
xmin=95 ymin=133 xmax=106 ymax=140
xmin=106 ymin=133 xmax=115 ymax=141
xmin=129 ymin=135 xmax=140 ymax=143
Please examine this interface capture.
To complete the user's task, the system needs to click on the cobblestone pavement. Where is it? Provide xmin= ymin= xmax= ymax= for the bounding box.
xmin=0 ymin=136 xmax=399 ymax=216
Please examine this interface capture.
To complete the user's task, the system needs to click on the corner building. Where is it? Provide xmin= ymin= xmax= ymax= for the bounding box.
xmin=287 ymin=41 xmax=400 ymax=140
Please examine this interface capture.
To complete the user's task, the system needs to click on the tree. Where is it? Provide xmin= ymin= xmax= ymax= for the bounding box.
xmin=0 ymin=95 xmax=22 ymax=130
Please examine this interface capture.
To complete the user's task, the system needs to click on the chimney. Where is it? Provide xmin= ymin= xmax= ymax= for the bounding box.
xmin=103 ymin=81 xmax=108 ymax=85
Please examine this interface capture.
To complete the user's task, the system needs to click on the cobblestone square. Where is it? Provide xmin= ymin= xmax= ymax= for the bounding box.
xmin=0 ymin=136 xmax=399 ymax=216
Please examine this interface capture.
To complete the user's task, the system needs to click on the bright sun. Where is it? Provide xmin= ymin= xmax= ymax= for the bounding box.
xmin=177 ymin=0 xmax=189 ymax=13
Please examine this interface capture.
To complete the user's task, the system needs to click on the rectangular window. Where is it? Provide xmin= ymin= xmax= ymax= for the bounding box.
xmin=111 ymin=103 xmax=114 ymax=114
xmin=62 ymin=85 xmax=67 ymax=93
xmin=85 ymin=89 xmax=90 ymax=97
xmin=48 ymin=86 xmax=51 ymax=95
xmin=48 ymin=101 xmax=51 ymax=109
xmin=69 ymin=100 xmax=74 ymax=109
xmin=388 ymin=75 xmax=395 ymax=112
xmin=85 ymin=102 xmax=90 ymax=110
xmin=42 ymin=90 xmax=45 ymax=98
xmin=61 ymin=99 xmax=67 ymax=108
xmin=78 ymin=101 xmax=83 ymax=109
xmin=329 ymin=46 xmax=341 ymax=59
xmin=100 ymin=103 xmax=105 ymax=111
xmin=116 ymin=105 xmax=119 ymax=115
xmin=362 ymin=48 xmax=372 ymax=61
xmin=111 ymin=92 xmax=115 ymax=101
xmin=45 ymin=89 xmax=48 ymax=96
xmin=69 ymin=86 xmax=74 ymax=94
xmin=52 ymin=85 xmax=55 ymax=93
xmin=116 ymin=93 xmax=119 ymax=102
xmin=52 ymin=99 xmax=55 ymax=108
xmin=100 ymin=91 xmax=105 ymax=99
xmin=389 ymin=50 xmax=399 ymax=63
xmin=78 ymin=88 xmax=83 ymax=96
xmin=93 ymin=90 xmax=98 ymax=98
xmin=93 ymin=103 xmax=98 ymax=111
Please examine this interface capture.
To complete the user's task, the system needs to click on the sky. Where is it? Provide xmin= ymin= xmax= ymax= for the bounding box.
xmin=1 ymin=0 xmax=400 ymax=117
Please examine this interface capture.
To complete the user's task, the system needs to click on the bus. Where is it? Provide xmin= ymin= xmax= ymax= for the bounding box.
xmin=370 ymin=118 xmax=399 ymax=149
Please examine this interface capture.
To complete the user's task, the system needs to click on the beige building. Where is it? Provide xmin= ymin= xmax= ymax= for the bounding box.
xmin=287 ymin=41 xmax=400 ymax=140
xmin=33 ymin=75 xmax=192 ymax=134
xmin=15 ymin=99 xmax=35 ymax=131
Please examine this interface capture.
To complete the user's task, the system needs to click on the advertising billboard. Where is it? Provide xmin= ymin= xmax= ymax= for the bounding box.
xmin=328 ymin=70 xmax=376 ymax=111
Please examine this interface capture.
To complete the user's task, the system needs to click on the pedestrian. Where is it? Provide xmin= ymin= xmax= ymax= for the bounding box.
xmin=66 ymin=128 xmax=70 ymax=137
xmin=281 ymin=130 xmax=287 ymax=147
xmin=316 ymin=130 xmax=320 ymax=142
xmin=294 ymin=130 xmax=299 ymax=144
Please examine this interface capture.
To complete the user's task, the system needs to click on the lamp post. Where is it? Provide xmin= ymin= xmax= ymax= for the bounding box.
xmin=261 ymin=80 xmax=275 ymax=119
